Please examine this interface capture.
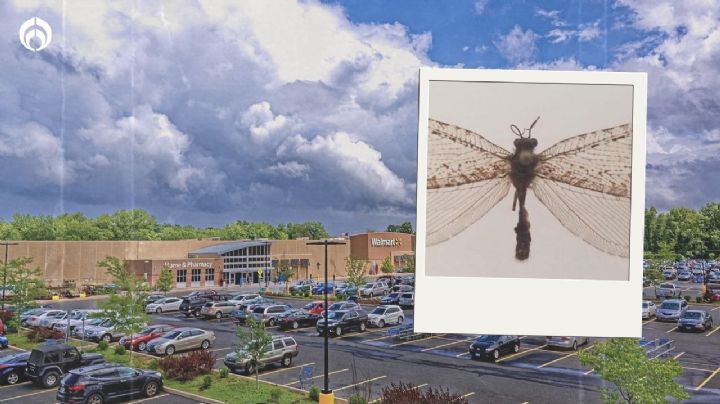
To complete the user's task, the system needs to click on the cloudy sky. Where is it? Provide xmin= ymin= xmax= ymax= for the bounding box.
xmin=0 ymin=0 xmax=717 ymax=234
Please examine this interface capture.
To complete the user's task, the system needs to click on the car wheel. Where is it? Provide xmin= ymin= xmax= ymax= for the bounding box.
xmin=292 ymin=321 xmax=299 ymax=329
xmin=101 ymin=334 xmax=112 ymax=343
xmin=156 ymin=307 xmax=162 ymax=313
xmin=201 ymin=339 xmax=210 ymax=350
xmin=245 ymin=361 xmax=256 ymax=375
xmin=360 ymin=322 xmax=367 ymax=332
xmin=492 ymin=349 xmax=500 ymax=360
xmin=281 ymin=354 xmax=292 ymax=367
xmin=215 ymin=312 xmax=222 ymax=319
xmin=572 ymin=341 xmax=578 ymax=351
xmin=335 ymin=326 xmax=343 ymax=336
xmin=378 ymin=320 xmax=385 ymax=328
xmin=42 ymin=371 xmax=60 ymax=388
xmin=370 ymin=292 xmax=374 ymax=297
xmin=513 ymin=343 xmax=520 ymax=353
xmin=268 ymin=318 xmax=276 ymax=327
xmin=397 ymin=316 xmax=404 ymax=325
xmin=138 ymin=341 xmax=147 ymax=351
xmin=143 ymin=381 xmax=159 ymax=397
xmin=4 ymin=371 xmax=20 ymax=385
xmin=165 ymin=345 xmax=176 ymax=355
xmin=86 ymin=392 xmax=104 ymax=404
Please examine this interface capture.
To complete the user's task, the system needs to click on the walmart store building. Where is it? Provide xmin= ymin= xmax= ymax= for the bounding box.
xmin=6 ymin=232 xmax=415 ymax=289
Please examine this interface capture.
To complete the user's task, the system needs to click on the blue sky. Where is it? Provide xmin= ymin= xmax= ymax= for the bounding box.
xmin=0 ymin=1 xmax=718 ymax=234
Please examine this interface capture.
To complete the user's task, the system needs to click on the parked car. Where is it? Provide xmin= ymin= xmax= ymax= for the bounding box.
xmin=182 ymin=290 xmax=217 ymax=299
xmin=277 ymin=310 xmax=320 ymax=330
xmin=656 ymin=299 xmax=688 ymax=322
xmin=20 ymin=308 xmax=51 ymax=326
xmin=83 ymin=320 xmax=127 ymax=343
xmin=251 ymin=304 xmax=293 ymax=326
xmin=367 ymin=305 xmax=404 ymax=328
xmin=178 ymin=297 xmax=208 ymax=317
xmin=0 ymin=352 xmax=29 ymax=385
xmin=546 ymin=336 xmax=590 ymax=350
xmin=289 ymin=280 xmax=315 ymax=294
xmin=145 ymin=297 xmax=183 ymax=314
xmin=52 ymin=310 xmax=103 ymax=334
xmin=662 ymin=269 xmax=677 ymax=280
xmin=692 ymin=268 xmax=705 ymax=277
xmin=24 ymin=344 xmax=105 ymax=388
xmin=228 ymin=294 xmax=263 ymax=307
xmin=301 ymin=301 xmax=326 ymax=315
xmin=0 ymin=334 xmax=7 ymax=349
xmin=57 ymin=363 xmax=163 ymax=403
xmin=359 ymin=282 xmax=389 ymax=297
xmin=119 ymin=324 xmax=176 ymax=351
xmin=391 ymin=284 xmax=414 ymax=293
xmin=200 ymin=301 xmax=237 ymax=319
xmin=146 ymin=327 xmax=215 ymax=356
xmin=316 ymin=309 xmax=368 ymax=336
xmin=469 ymin=335 xmax=520 ymax=360
xmin=26 ymin=310 xmax=65 ymax=328
xmin=40 ymin=311 xmax=69 ymax=329
xmin=224 ymin=336 xmax=299 ymax=375
xmin=677 ymin=310 xmax=713 ymax=332
xmin=71 ymin=318 xmax=110 ymax=339
xmin=311 ymin=282 xmax=336 ymax=295
xmin=381 ymin=292 xmax=401 ymax=305
xmin=399 ymin=292 xmax=414 ymax=308
xmin=641 ymin=301 xmax=656 ymax=319
xmin=326 ymin=301 xmax=361 ymax=313
xmin=335 ymin=283 xmax=358 ymax=296
xmin=677 ymin=271 xmax=693 ymax=281
xmin=144 ymin=294 xmax=166 ymax=305
xmin=655 ymin=283 xmax=682 ymax=298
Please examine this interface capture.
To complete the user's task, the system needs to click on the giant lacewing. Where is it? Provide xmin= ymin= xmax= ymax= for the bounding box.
xmin=426 ymin=116 xmax=632 ymax=260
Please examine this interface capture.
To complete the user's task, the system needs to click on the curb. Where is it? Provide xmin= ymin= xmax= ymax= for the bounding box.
xmin=163 ymin=386 xmax=225 ymax=404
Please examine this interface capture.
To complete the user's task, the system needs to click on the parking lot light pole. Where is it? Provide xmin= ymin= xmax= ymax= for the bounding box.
xmin=1 ymin=242 xmax=19 ymax=311
xmin=307 ymin=239 xmax=346 ymax=404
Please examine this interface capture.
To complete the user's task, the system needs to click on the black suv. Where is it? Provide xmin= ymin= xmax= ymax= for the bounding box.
xmin=316 ymin=309 xmax=368 ymax=336
xmin=25 ymin=344 xmax=105 ymax=388
xmin=179 ymin=293 xmax=232 ymax=317
xmin=57 ymin=363 xmax=162 ymax=404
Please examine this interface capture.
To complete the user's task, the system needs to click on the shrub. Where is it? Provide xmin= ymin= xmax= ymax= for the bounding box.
xmin=381 ymin=382 xmax=469 ymax=404
xmin=683 ymin=295 xmax=691 ymax=302
xmin=348 ymin=394 xmax=368 ymax=404
xmin=199 ymin=374 xmax=212 ymax=390
xmin=147 ymin=360 xmax=159 ymax=370
xmin=113 ymin=344 xmax=126 ymax=355
xmin=696 ymin=296 xmax=704 ymax=303
xmin=219 ymin=367 xmax=229 ymax=378
xmin=26 ymin=327 xmax=64 ymax=342
xmin=158 ymin=350 xmax=216 ymax=381
xmin=308 ymin=386 xmax=320 ymax=402
xmin=97 ymin=340 xmax=110 ymax=351
xmin=269 ymin=388 xmax=282 ymax=402
xmin=0 ymin=310 xmax=14 ymax=324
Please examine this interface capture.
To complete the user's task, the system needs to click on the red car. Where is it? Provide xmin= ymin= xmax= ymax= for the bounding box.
xmin=302 ymin=301 xmax=325 ymax=315
xmin=119 ymin=324 xmax=175 ymax=351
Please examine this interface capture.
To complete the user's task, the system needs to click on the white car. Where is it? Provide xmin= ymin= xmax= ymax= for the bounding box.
xmin=71 ymin=318 xmax=110 ymax=338
xmin=146 ymin=297 xmax=183 ymax=313
xmin=227 ymin=294 xmax=262 ymax=308
xmin=26 ymin=310 xmax=65 ymax=327
xmin=359 ymin=282 xmax=389 ymax=297
xmin=52 ymin=310 xmax=103 ymax=333
xmin=642 ymin=300 xmax=656 ymax=319
xmin=367 ymin=305 xmax=404 ymax=327
xmin=40 ymin=311 xmax=69 ymax=328
xmin=398 ymin=292 xmax=414 ymax=308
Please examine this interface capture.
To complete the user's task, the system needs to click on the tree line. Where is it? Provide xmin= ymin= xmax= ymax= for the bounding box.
xmin=644 ymin=203 xmax=720 ymax=259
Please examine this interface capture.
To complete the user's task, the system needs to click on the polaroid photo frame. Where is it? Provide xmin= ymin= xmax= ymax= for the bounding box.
xmin=414 ymin=68 xmax=647 ymax=338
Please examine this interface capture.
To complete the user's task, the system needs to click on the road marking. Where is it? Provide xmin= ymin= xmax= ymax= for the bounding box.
xmin=496 ymin=344 xmax=548 ymax=363
xmin=455 ymin=392 xmax=475 ymax=401
xmin=584 ymin=369 xmax=594 ymax=375
xmin=389 ymin=336 xmax=435 ymax=347
xmin=0 ymin=382 xmax=31 ymax=389
xmin=673 ymin=351 xmax=685 ymax=360
xmin=365 ymin=333 xmax=395 ymax=342
xmin=710 ymin=306 xmax=720 ymax=312
xmin=260 ymin=362 xmax=314 ymax=376
xmin=420 ymin=337 xmax=474 ymax=352
xmin=0 ymin=389 xmax=54 ymax=402
xmin=210 ymin=347 xmax=234 ymax=352
xmin=336 ymin=329 xmax=388 ymax=339
xmin=642 ymin=318 xmax=656 ymax=324
xmin=283 ymin=368 xmax=349 ymax=386
xmin=696 ymin=367 xmax=720 ymax=391
xmin=334 ymin=375 xmax=386 ymax=392
xmin=666 ymin=327 xmax=677 ymax=334
xmin=706 ymin=326 xmax=720 ymax=337
xmin=456 ymin=352 xmax=470 ymax=357
xmin=128 ymin=393 xmax=169 ymax=403
xmin=683 ymin=366 xmax=715 ymax=373
xmin=537 ymin=346 xmax=592 ymax=369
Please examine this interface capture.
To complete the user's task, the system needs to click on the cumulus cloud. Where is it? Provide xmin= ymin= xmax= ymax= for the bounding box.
xmin=494 ymin=25 xmax=540 ymax=64
xmin=240 ymin=102 xmax=288 ymax=142
xmin=474 ymin=0 xmax=490 ymax=15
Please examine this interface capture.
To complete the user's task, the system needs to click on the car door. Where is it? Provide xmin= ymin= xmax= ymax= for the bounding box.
xmin=177 ymin=330 xmax=193 ymax=351
xmin=93 ymin=369 xmax=123 ymax=399
xmin=346 ymin=310 xmax=359 ymax=331
xmin=116 ymin=366 xmax=144 ymax=396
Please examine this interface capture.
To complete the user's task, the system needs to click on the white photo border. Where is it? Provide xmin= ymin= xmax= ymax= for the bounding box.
xmin=414 ymin=68 xmax=647 ymax=337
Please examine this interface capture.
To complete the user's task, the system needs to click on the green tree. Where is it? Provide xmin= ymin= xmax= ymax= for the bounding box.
xmin=380 ymin=256 xmax=394 ymax=274
xmin=402 ymin=255 xmax=415 ymax=273
xmin=285 ymin=222 xmax=329 ymax=239
xmin=11 ymin=214 xmax=56 ymax=240
xmin=95 ymin=209 xmax=159 ymax=240
xmin=155 ymin=267 xmax=174 ymax=295
xmin=94 ymin=256 xmax=148 ymax=365
xmin=235 ymin=316 xmax=274 ymax=388
xmin=386 ymin=222 xmax=414 ymax=234
xmin=577 ymin=338 xmax=689 ymax=404
xmin=345 ymin=256 xmax=367 ymax=295
xmin=5 ymin=257 xmax=46 ymax=330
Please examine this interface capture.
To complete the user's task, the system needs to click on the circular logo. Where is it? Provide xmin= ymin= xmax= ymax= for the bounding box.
xmin=18 ymin=17 xmax=52 ymax=52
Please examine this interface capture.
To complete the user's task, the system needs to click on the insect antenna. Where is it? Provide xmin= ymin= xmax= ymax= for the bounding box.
xmin=510 ymin=116 xmax=541 ymax=139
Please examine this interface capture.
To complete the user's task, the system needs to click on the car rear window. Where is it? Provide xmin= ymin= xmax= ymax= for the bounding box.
xmin=682 ymin=312 xmax=702 ymax=319
xmin=253 ymin=307 xmax=266 ymax=314
xmin=401 ymin=293 xmax=412 ymax=298
xmin=283 ymin=338 xmax=296 ymax=346
xmin=660 ymin=302 xmax=680 ymax=310
xmin=204 ymin=302 xmax=213 ymax=307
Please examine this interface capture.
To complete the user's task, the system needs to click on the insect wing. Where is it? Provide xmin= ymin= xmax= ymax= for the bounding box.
xmin=426 ymin=119 xmax=512 ymax=246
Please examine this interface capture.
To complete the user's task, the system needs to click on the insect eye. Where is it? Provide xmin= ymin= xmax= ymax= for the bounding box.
xmin=513 ymin=139 xmax=521 ymax=147
xmin=530 ymin=138 xmax=538 ymax=147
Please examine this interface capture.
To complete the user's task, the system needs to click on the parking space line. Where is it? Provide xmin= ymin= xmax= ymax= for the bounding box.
xmin=0 ymin=382 xmax=31 ymax=390
xmin=706 ymin=326 xmax=719 ymax=337
xmin=642 ymin=318 xmax=656 ymax=324
xmin=0 ymin=389 xmax=54 ymax=402
xmin=537 ymin=346 xmax=592 ymax=369
xmin=335 ymin=329 xmax=388 ymax=339
xmin=334 ymin=375 xmax=386 ymax=392
xmin=683 ymin=366 xmax=715 ymax=373
xmin=666 ymin=327 xmax=677 ymax=334
xmin=128 ymin=393 xmax=169 ymax=403
xmin=210 ymin=347 xmax=234 ymax=353
xmin=496 ymin=344 xmax=548 ymax=363
xmin=365 ymin=333 xmax=395 ymax=342
xmin=456 ymin=392 xmax=475 ymax=401
xmin=710 ymin=306 xmax=720 ymax=312
xmin=260 ymin=362 xmax=314 ymax=377
xmin=283 ymin=368 xmax=349 ymax=386
xmin=420 ymin=337 xmax=474 ymax=352
xmin=673 ymin=352 xmax=685 ymax=360
xmin=696 ymin=367 xmax=720 ymax=391
xmin=583 ymin=369 xmax=594 ymax=375
xmin=389 ymin=336 xmax=435 ymax=347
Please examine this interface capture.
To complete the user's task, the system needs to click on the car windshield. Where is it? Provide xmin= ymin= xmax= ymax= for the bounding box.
xmin=0 ymin=354 xmax=24 ymax=364
xmin=303 ymin=303 xmax=318 ymax=310
xmin=659 ymin=284 xmax=673 ymax=288
xmin=86 ymin=318 xmax=105 ymax=326
xmin=370 ymin=308 xmax=385 ymax=315
xmin=682 ymin=312 xmax=702 ymax=319
xmin=642 ymin=303 xmax=648 ymax=308
xmin=363 ymin=283 xmax=373 ymax=288
xmin=386 ymin=293 xmax=399 ymax=298
xmin=660 ymin=302 xmax=680 ymax=310
xmin=329 ymin=304 xmax=342 ymax=310
xmin=476 ymin=335 xmax=501 ymax=343
xmin=232 ymin=295 xmax=246 ymax=300
xmin=327 ymin=311 xmax=344 ymax=320
xmin=163 ymin=330 xmax=182 ymax=339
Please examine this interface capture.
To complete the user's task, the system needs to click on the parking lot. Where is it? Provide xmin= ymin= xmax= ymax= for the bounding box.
xmin=36 ymin=288 xmax=720 ymax=403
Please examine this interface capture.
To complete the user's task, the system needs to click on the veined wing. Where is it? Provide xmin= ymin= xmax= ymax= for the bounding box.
xmin=536 ymin=124 xmax=632 ymax=197
xmin=426 ymin=119 xmax=512 ymax=246
xmin=531 ymin=176 xmax=630 ymax=257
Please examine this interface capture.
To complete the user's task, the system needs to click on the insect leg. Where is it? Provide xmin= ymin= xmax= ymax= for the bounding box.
xmin=514 ymin=190 xmax=531 ymax=260
xmin=512 ymin=190 xmax=517 ymax=211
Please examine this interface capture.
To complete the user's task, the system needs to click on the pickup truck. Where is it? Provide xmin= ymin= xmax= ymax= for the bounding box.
xmin=25 ymin=344 xmax=105 ymax=388
xmin=655 ymin=283 xmax=682 ymax=298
